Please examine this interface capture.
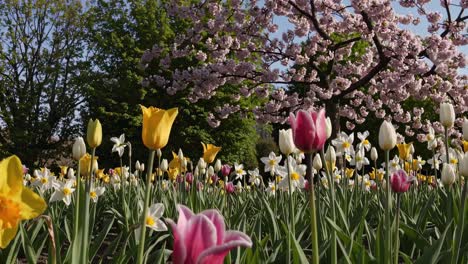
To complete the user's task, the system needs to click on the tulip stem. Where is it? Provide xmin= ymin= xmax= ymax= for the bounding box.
xmin=444 ymin=127 xmax=450 ymax=168
xmin=286 ymin=154 xmax=295 ymax=263
xmin=385 ymin=150 xmax=392 ymax=264
xmin=451 ymin=178 xmax=468 ymax=264
xmin=306 ymin=153 xmax=320 ymax=264
xmin=71 ymin=162 xmax=81 ymax=263
xmin=137 ymin=149 xmax=155 ymax=264
xmin=81 ymin=148 xmax=95 ymax=263
xmin=394 ymin=194 xmax=401 ymax=264
xmin=321 ymin=150 xmax=337 ymax=264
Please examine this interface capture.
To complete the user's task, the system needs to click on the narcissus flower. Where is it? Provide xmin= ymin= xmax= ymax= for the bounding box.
xmin=201 ymin=142 xmax=221 ymax=163
xmin=166 ymin=205 xmax=252 ymax=264
xmin=145 ymin=203 xmax=167 ymax=232
xmin=0 ymin=155 xmax=47 ymax=248
xmin=49 ymin=180 xmax=75 ymax=206
xmin=140 ymin=105 xmax=178 ymax=150
xmin=111 ymin=133 xmax=127 ymax=157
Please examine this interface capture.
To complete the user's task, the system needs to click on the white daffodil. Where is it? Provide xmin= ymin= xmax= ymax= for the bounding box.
xmin=111 ymin=133 xmax=127 ymax=157
xmin=32 ymin=168 xmax=59 ymax=192
xmin=360 ymin=175 xmax=372 ymax=192
xmin=294 ymin=150 xmax=305 ymax=164
xmin=266 ymin=181 xmax=276 ymax=196
xmin=233 ymin=163 xmax=247 ymax=180
xmin=320 ymin=176 xmax=329 ymax=189
xmin=382 ymin=156 xmax=401 ymax=173
xmin=440 ymin=148 xmax=460 ymax=168
xmin=248 ymin=168 xmax=261 ymax=186
xmin=278 ymin=156 xmax=306 ymax=193
xmin=427 ymin=154 xmax=441 ymax=170
xmin=350 ymin=148 xmax=370 ymax=170
xmin=424 ymin=127 xmax=437 ymax=150
xmin=89 ymin=184 xmax=106 ymax=203
xmin=110 ymin=174 xmax=121 ymax=190
xmin=50 ymin=180 xmax=75 ymax=206
xmin=145 ymin=203 xmax=167 ymax=231
xmin=413 ymin=156 xmax=426 ymax=170
xmin=332 ymin=132 xmax=355 ymax=156
xmin=260 ymin=152 xmax=282 ymax=175
xmin=357 ymin=131 xmax=371 ymax=151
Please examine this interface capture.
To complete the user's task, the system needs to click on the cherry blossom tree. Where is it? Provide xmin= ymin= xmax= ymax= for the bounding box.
xmin=141 ymin=0 xmax=467 ymax=138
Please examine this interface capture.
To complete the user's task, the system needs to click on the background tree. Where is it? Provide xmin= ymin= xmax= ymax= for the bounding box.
xmin=0 ymin=0 xmax=89 ymax=166
xmin=85 ymin=0 xmax=261 ymax=169
xmin=142 ymin=0 xmax=467 ymax=140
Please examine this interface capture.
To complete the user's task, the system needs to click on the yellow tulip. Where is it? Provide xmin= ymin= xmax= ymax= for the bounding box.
xmin=463 ymin=140 xmax=468 ymax=153
xmin=87 ymin=119 xmax=102 ymax=148
xmin=140 ymin=105 xmax=178 ymax=150
xmin=201 ymin=142 xmax=221 ymax=163
xmin=345 ymin=168 xmax=354 ymax=179
xmin=397 ymin=143 xmax=412 ymax=161
xmin=168 ymin=167 xmax=179 ymax=181
xmin=169 ymin=151 xmax=189 ymax=173
xmin=0 ymin=155 xmax=47 ymax=248
xmin=79 ymin=153 xmax=98 ymax=177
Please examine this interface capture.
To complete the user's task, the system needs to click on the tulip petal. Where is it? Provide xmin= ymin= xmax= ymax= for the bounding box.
xmin=197 ymin=231 xmax=253 ymax=264
xmin=0 ymin=155 xmax=24 ymax=195
xmin=313 ymin=109 xmax=328 ymax=151
xmin=177 ymin=204 xmax=194 ymax=229
xmin=200 ymin=209 xmax=225 ymax=245
xmin=293 ymin=110 xmax=316 ymax=152
xmin=166 ymin=218 xmax=187 ymax=264
xmin=184 ymin=215 xmax=217 ymax=263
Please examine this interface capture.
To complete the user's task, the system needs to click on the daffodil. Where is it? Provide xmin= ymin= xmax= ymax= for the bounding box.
xmin=140 ymin=105 xmax=178 ymax=150
xmin=260 ymin=152 xmax=282 ymax=175
xmin=427 ymin=154 xmax=441 ymax=170
xmin=331 ymin=132 xmax=355 ymax=156
xmin=89 ymin=184 xmax=105 ymax=203
xmin=50 ymin=180 xmax=75 ymax=206
xmin=248 ymin=168 xmax=261 ymax=186
xmin=278 ymin=157 xmax=306 ymax=193
xmin=144 ymin=203 xmax=167 ymax=232
xmin=111 ymin=133 xmax=127 ymax=157
xmin=357 ymin=131 xmax=371 ymax=151
xmin=32 ymin=168 xmax=59 ymax=192
xmin=233 ymin=163 xmax=246 ymax=180
xmin=201 ymin=142 xmax=221 ymax=163
xmin=0 ymin=155 xmax=47 ymax=248
xmin=350 ymin=148 xmax=370 ymax=170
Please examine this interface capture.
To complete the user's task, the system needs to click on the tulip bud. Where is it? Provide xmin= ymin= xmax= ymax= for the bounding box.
xmin=221 ymin=165 xmax=231 ymax=177
xmin=313 ymin=153 xmax=322 ymax=170
xmin=25 ymin=174 xmax=31 ymax=181
xmin=160 ymin=159 xmax=168 ymax=172
xmin=67 ymin=168 xmax=75 ymax=179
xmin=156 ymin=149 xmax=162 ymax=158
xmin=409 ymin=144 xmax=415 ymax=155
xmin=325 ymin=117 xmax=332 ymax=139
xmin=439 ymin=102 xmax=455 ymax=128
xmin=325 ymin=146 xmax=336 ymax=171
xmin=135 ymin=160 xmax=141 ymax=171
xmin=214 ymin=159 xmax=222 ymax=172
xmin=178 ymin=149 xmax=184 ymax=162
xmin=140 ymin=163 xmax=145 ymax=172
xmin=390 ymin=169 xmax=413 ymax=193
xmin=460 ymin=153 xmax=468 ymax=177
xmin=72 ymin=137 xmax=86 ymax=161
xmin=198 ymin=158 xmax=207 ymax=170
xmin=86 ymin=119 xmax=102 ymax=148
xmin=379 ymin=121 xmax=397 ymax=151
xmin=370 ymin=147 xmax=378 ymax=161
xmin=441 ymin=163 xmax=456 ymax=186
xmin=207 ymin=166 xmax=215 ymax=177
xmin=278 ymin=129 xmax=296 ymax=155
xmin=463 ymin=118 xmax=468 ymax=141
xmin=185 ymin=173 xmax=194 ymax=184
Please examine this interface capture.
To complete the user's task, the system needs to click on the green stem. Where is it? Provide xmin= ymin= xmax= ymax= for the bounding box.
xmin=71 ymin=163 xmax=81 ymax=263
xmin=137 ymin=149 xmax=155 ymax=264
xmin=451 ymin=179 xmax=468 ymax=264
xmin=306 ymin=153 xmax=320 ymax=264
xmin=394 ymin=194 xmax=401 ymax=264
xmin=385 ymin=150 xmax=392 ymax=264
xmin=81 ymin=148 xmax=96 ymax=264
xmin=286 ymin=154 xmax=295 ymax=263
xmin=321 ymin=150 xmax=337 ymax=264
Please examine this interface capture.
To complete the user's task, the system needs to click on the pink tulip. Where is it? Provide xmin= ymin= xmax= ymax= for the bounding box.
xmin=167 ymin=205 xmax=252 ymax=264
xmin=225 ymin=182 xmax=235 ymax=194
xmin=390 ymin=169 xmax=414 ymax=193
xmin=185 ymin=172 xmax=194 ymax=184
xmin=221 ymin=165 xmax=231 ymax=177
xmin=289 ymin=109 xmax=327 ymax=153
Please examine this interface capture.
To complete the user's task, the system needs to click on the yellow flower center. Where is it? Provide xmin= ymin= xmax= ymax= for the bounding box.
xmin=145 ymin=216 xmax=155 ymax=226
xmin=269 ymin=160 xmax=276 ymax=166
xmin=290 ymin=172 xmax=300 ymax=181
xmin=271 ymin=186 xmax=276 ymax=191
xmin=356 ymin=156 xmax=363 ymax=162
xmin=63 ymin=188 xmax=72 ymax=196
xmin=0 ymin=196 xmax=21 ymax=229
xmin=342 ymin=142 xmax=351 ymax=149
xmin=41 ymin=178 xmax=48 ymax=184
xmin=450 ymin=158 xmax=458 ymax=165
xmin=364 ymin=180 xmax=371 ymax=187
xmin=391 ymin=162 xmax=398 ymax=168
xmin=345 ymin=168 xmax=354 ymax=178
xmin=236 ymin=169 xmax=244 ymax=175
xmin=90 ymin=191 xmax=97 ymax=199
xmin=363 ymin=139 xmax=369 ymax=145
xmin=426 ymin=135 xmax=433 ymax=141
xmin=276 ymin=176 xmax=282 ymax=183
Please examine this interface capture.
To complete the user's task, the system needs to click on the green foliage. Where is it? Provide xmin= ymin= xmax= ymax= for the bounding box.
xmin=85 ymin=0 xmax=261 ymax=168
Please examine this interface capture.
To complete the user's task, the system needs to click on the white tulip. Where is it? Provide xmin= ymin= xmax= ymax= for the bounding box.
xmin=160 ymin=159 xmax=168 ymax=172
xmin=439 ymin=102 xmax=455 ymax=128
xmin=370 ymin=147 xmax=378 ymax=161
xmin=325 ymin=117 xmax=332 ymax=139
xmin=72 ymin=137 xmax=86 ymax=161
xmin=379 ymin=121 xmax=397 ymax=151
xmin=214 ymin=159 xmax=222 ymax=172
xmin=460 ymin=153 xmax=468 ymax=177
xmin=279 ymin=129 xmax=296 ymax=155
xmin=441 ymin=163 xmax=456 ymax=186
xmin=463 ymin=118 xmax=468 ymax=141
xmin=313 ymin=153 xmax=322 ymax=170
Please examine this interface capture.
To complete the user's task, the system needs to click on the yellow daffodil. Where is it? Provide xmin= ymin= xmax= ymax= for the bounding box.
xmin=168 ymin=151 xmax=189 ymax=173
xmin=86 ymin=119 xmax=102 ymax=148
xmin=79 ymin=154 xmax=98 ymax=177
xmin=201 ymin=142 xmax=221 ymax=163
xmin=0 ymin=155 xmax=47 ymax=248
xmin=59 ymin=166 xmax=68 ymax=177
xmin=397 ymin=143 xmax=412 ymax=161
xmin=404 ymin=162 xmax=411 ymax=172
xmin=345 ymin=168 xmax=354 ymax=179
xmin=168 ymin=167 xmax=179 ymax=181
xmin=140 ymin=105 xmax=178 ymax=150
xmin=96 ymin=169 xmax=106 ymax=180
